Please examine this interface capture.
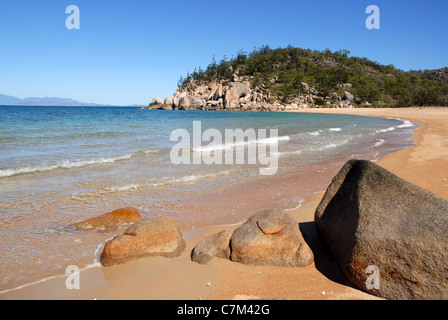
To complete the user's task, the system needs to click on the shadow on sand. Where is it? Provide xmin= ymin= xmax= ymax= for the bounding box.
xmin=299 ymin=221 xmax=356 ymax=288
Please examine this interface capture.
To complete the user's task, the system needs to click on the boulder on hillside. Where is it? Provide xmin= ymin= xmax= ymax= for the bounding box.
xmin=342 ymin=91 xmax=354 ymax=101
xmin=190 ymin=97 xmax=204 ymax=109
xmin=178 ymin=97 xmax=191 ymax=110
xmin=230 ymin=210 xmax=314 ymax=268
xmin=225 ymin=81 xmax=251 ymax=104
xmin=175 ymin=92 xmax=187 ymax=100
xmin=191 ymin=230 xmax=233 ymax=264
xmin=101 ymin=216 xmax=186 ymax=266
xmin=212 ymin=83 xmax=224 ymax=100
xmin=315 ymin=160 xmax=448 ymax=300
xmin=71 ymin=207 xmax=142 ymax=232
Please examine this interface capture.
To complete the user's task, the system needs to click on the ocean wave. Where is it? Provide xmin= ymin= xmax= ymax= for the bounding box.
xmin=150 ymin=170 xmax=232 ymax=187
xmin=283 ymin=197 xmax=305 ymax=211
xmin=272 ymin=137 xmax=352 ymax=157
xmin=0 ymin=249 xmax=104 ymax=295
xmin=396 ymin=120 xmax=414 ymax=129
xmin=376 ymin=119 xmax=415 ymax=133
xmin=193 ymin=135 xmax=290 ymax=153
xmin=329 ymin=128 xmax=342 ymax=132
xmin=307 ymin=130 xmax=321 ymax=136
xmin=310 ymin=138 xmax=351 ymax=151
xmin=71 ymin=170 xmax=233 ymax=198
xmin=103 ymin=184 xmax=140 ymax=193
xmin=272 ymin=150 xmax=302 ymax=157
xmin=376 ymin=126 xmax=396 ymax=133
xmin=373 ymin=139 xmax=386 ymax=147
xmin=0 ymin=148 xmax=164 ymax=178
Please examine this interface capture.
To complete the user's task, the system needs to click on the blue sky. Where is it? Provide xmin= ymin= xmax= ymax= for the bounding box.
xmin=1 ymin=0 xmax=447 ymax=105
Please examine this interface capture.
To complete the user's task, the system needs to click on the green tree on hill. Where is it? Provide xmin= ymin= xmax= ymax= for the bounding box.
xmin=178 ymin=46 xmax=448 ymax=107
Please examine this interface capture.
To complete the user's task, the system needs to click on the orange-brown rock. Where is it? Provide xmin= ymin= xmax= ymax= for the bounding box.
xmin=191 ymin=230 xmax=233 ymax=264
xmin=71 ymin=207 xmax=142 ymax=231
xmin=230 ymin=210 xmax=314 ymax=268
xmin=101 ymin=216 xmax=186 ymax=267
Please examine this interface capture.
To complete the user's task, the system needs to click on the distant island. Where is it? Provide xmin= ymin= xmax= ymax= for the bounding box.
xmin=146 ymin=46 xmax=448 ymax=111
xmin=0 ymin=94 xmax=105 ymax=107
xmin=0 ymin=94 xmax=144 ymax=107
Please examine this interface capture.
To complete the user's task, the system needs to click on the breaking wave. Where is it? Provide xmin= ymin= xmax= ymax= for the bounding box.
xmin=192 ymin=135 xmax=290 ymax=153
xmin=0 ymin=148 xmax=164 ymax=178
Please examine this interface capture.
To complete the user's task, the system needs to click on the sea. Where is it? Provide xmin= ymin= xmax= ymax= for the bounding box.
xmin=0 ymin=106 xmax=417 ymax=292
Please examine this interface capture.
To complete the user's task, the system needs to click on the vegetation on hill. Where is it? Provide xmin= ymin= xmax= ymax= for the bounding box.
xmin=178 ymin=46 xmax=448 ymax=107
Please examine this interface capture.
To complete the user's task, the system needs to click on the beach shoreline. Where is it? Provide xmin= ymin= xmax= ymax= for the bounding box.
xmin=1 ymin=107 xmax=447 ymax=300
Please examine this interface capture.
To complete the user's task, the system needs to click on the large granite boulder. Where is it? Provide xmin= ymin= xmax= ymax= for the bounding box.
xmin=173 ymin=96 xmax=180 ymax=109
xmin=71 ymin=207 xmax=141 ymax=231
xmin=225 ymin=81 xmax=251 ymax=104
xmin=148 ymin=97 xmax=165 ymax=109
xmin=342 ymin=91 xmax=354 ymax=101
xmin=315 ymin=160 xmax=448 ymax=300
xmin=211 ymin=83 xmax=224 ymax=101
xmin=101 ymin=216 xmax=186 ymax=266
xmin=178 ymin=97 xmax=191 ymax=110
xmin=190 ymin=97 xmax=204 ymax=109
xmin=230 ymin=210 xmax=314 ymax=268
xmin=164 ymin=96 xmax=174 ymax=108
xmin=191 ymin=230 xmax=233 ymax=264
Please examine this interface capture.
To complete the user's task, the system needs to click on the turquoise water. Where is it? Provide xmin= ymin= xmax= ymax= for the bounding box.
xmin=0 ymin=106 xmax=416 ymax=291
xmin=0 ymin=106 xmax=414 ymax=178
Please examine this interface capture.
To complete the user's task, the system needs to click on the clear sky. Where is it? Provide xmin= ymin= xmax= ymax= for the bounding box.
xmin=1 ymin=0 xmax=447 ymax=105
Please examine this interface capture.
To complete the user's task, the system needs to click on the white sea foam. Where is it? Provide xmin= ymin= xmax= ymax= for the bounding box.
xmin=283 ymin=197 xmax=305 ymax=211
xmin=272 ymin=136 xmax=352 ymax=157
xmin=150 ymin=170 xmax=232 ymax=187
xmin=329 ymin=128 xmax=342 ymax=132
xmin=0 ymin=148 xmax=163 ymax=178
xmin=0 ymin=154 xmax=131 ymax=178
xmin=373 ymin=139 xmax=386 ymax=147
xmin=0 ymin=256 xmax=103 ymax=295
xmin=307 ymin=130 xmax=321 ymax=136
xmin=103 ymin=184 xmax=140 ymax=193
xmin=396 ymin=120 xmax=414 ymax=129
xmin=376 ymin=119 xmax=415 ymax=134
xmin=193 ymin=136 xmax=290 ymax=153
xmin=377 ymin=126 xmax=396 ymax=133
xmin=272 ymin=149 xmax=303 ymax=157
xmin=312 ymin=138 xmax=351 ymax=151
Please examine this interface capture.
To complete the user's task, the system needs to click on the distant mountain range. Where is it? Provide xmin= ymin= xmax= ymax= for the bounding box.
xmin=0 ymin=94 xmax=107 ymax=106
xmin=0 ymin=94 xmax=145 ymax=107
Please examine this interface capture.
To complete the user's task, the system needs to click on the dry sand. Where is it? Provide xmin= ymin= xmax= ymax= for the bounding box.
xmin=1 ymin=107 xmax=447 ymax=300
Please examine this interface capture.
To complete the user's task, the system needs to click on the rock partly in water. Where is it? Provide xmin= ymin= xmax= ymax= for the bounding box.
xmin=101 ymin=216 xmax=186 ymax=267
xmin=315 ymin=159 xmax=448 ymax=300
xmin=230 ymin=210 xmax=314 ymax=268
xmin=191 ymin=230 xmax=233 ymax=264
xmin=190 ymin=97 xmax=204 ymax=109
xmin=148 ymin=97 xmax=165 ymax=109
xmin=164 ymin=96 xmax=174 ymax=108
xmin=178 ymin=97 xmax=191 ymax=110
xmin=71 ymin=207 xmax=142 ymax=231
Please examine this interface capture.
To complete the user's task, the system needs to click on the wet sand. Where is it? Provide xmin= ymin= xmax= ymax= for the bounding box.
xmin=1 ymin=107 xmax=447 ymax=300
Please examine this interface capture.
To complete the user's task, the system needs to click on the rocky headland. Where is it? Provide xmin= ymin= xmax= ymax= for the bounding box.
xmin=145 ymin=80 xmax=356 ymax=112
xmin=144 ymin=46 xmax=448 ymax=111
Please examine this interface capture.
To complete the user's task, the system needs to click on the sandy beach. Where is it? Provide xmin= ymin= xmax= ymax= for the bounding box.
xmin=1 ymin=107 xmax=447 ymax=300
